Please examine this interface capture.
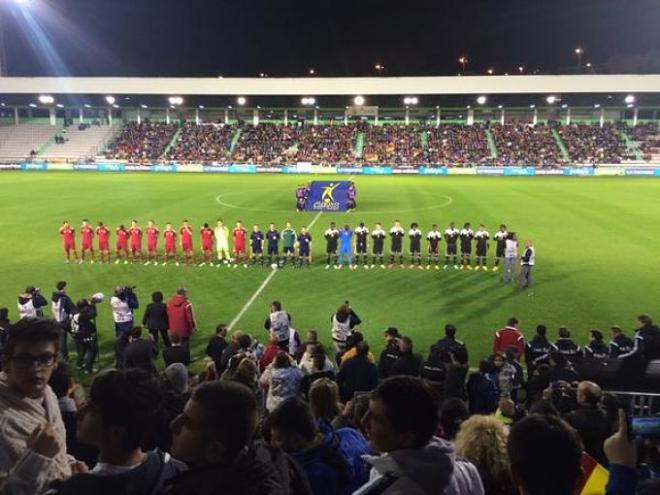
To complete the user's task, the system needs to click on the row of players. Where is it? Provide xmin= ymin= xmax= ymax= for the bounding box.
xmin=58 ymin=219 xmax=515 ymax=270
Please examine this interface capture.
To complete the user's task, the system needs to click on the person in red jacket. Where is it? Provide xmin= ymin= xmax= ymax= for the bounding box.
xmin=493 ymin=317 xmax=525 ymax=359
xmin=166 ymin=288 xmax=196 ymax=349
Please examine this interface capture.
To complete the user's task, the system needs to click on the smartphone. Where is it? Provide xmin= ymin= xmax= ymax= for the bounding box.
xmin=631 ymin=416 xmax=660 ymax=439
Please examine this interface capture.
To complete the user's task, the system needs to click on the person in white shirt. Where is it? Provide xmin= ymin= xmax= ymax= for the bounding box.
xmin=503 ymin=233 xmax=518 ymax=283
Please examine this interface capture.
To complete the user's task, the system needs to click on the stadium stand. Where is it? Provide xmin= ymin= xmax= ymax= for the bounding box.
xmin=105 ymin=122 xmax=177 ymax=162
xmin=39 ymin=124 xmax=114 ymax=162
xmin=0 ymin=124 xmax=58 ymax=162
xmin=361 ymin=123 xmax=427 ymax=165
xmin=628 ymin=122 xmax=660 ymax=162
xmin=558 ymin=123 xmax=632 ymax=164
xmin=166 ymin=122 xmax=234 ymax=163
xmin=426 ymin=124 xmax=491 ymax=165
xmin=295 ymin=123 xmax=360 ymax=164
xmin=231 ymin=123 xmax=299 ymax=164
xmin=491 ymin=123 xmax=564 ymax=167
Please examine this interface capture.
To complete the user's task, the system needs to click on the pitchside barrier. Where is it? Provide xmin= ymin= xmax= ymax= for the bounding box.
xmin=3 ymin=161 xmax=660 ymax=177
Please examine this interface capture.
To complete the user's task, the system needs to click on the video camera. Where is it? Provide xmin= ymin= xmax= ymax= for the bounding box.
xmin=115 ymin=286 xmax=136 ymax=301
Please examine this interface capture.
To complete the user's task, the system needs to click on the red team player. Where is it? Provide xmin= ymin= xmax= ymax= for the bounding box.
xmin=96 ymin=222 xmax=111 ymax=263
xmin=115 ymin=225 xmax=130 ymax=264
xmin=80 ymin=219 xmax=95 ymax=263
xmin=199 ymin=223 xmax=215 ymax=266
xmin=233 ymin=221 xmax=248 ymax=267
xmin=129 ymin=220 xmax=143 ymax=262
xmin=163 ymin=223 xmax=179 ymax=266
xmin=59 ymin=221 xmax=78 ymax=263
xmin=145 ymin=220 xmax=160 ymax=265
xmin=180 ymin=220 xmax=195 ymax=265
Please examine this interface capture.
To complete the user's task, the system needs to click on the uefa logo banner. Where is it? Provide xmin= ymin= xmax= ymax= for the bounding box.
xmin=304 ymin=181 xmax=352 ymax=212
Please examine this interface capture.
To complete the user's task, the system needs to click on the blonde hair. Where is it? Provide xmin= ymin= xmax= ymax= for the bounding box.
xmin=454 ymin=415 xmax=510 ymax=478
xmin=308 ymin=378 xmax=342 ymax=421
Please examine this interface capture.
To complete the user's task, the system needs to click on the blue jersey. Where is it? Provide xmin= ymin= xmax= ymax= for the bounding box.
xmin=266 ymin=230 xmax=280 ymax=246
xmin=339 ymin=229 xmax=353 ymax=250
xmin=298 ymin=233 xmax=312 ymax=252
xmin=251 ymin=231 xmax=264 ymax=248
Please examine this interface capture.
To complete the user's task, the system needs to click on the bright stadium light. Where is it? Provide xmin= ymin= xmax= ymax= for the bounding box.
xmin=624 ymin=95 xmax=635 ymax=104
xmin=561 ymin=104 xmax=568 ymax=109
xmin=487 ymin=68 xmax=494 ymax=75
xmin=112 ymin=104 xmax=119 ymax=109
xmin=518 ymin=66 xmax=524 ymax=73
xmin=353 ymin=96 xmax=365 ymax=106
xmin=237 ymin=96 xmax=246 ymax=106
xmin=38 ymin=95 xmax=54 ymax=105
xmin=168 ymin=96 xmax=184 ymax=106
xmin=476 ymin=95 xmax=487 ymax=105
xmin=626 ymin=103 xmax=634 ymax=108
xmin=308 ymin=68 xmax=315 ymax=75
xmin=301 ymin=97 xmax=316 ymax=105
xmin=105 ymin=96 xmax=116 ymax=105
xmin=529 ymin=104 xmax=535 ymax=109
xmin=546 ymin=95 xmax=557 ymax=104
xmin=56 ymin=103 xmax=63 ymax=108
xmin=198 ymin=105 xmax=205 ymax=109
xmin=497 ymin=105 xmax=503 ymax=109
xmin=29 ymin=103 xmax=37 ymax=108
xmin=84 ymin=104 xmax=91 ymax=108
xmin=140 ymin=104 xmax=148 ymax=109
xmin=403 ymin=97 xmax=418 ymax=105
xmin=594 ymin=104 xmax=601 ymax=108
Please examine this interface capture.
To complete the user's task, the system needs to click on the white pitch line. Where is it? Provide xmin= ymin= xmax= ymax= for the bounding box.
xmin=227 ymin=210 xmax=323 ymax=331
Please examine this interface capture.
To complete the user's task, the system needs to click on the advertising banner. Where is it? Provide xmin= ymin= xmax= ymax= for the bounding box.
xmin=337 ymin=167 xmax=363 ymax=175
xmin=304 ymin=181 xmax=352 ymax=212
xmin=363 ymin=166 xmax=393 ymax=175
xmin=20 ymin=162 xmax=48 ymax=171
xmin=418 ymin=167 xmax=449 ymax=176
xmin=228 ymin=164 xmax=258 ymax=174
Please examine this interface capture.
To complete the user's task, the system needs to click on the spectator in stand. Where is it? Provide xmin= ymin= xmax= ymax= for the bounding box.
xmin=123 ymin=326 xmax=157 ymax=374
xmin=564 ymin=381 xmax=612 ymax=465
xmin=438 ymin=398 xmax=470 ymax=441
xmin=167 ymin=123 xmax=234 ymax=163
xmin=336 ymin=341 xmax=378 ymax=403
xmin=48 ymin=369 xmax=186 ymax=495
xmin=168 ymin=381 xmax=283 ymax=494
xmin=608 ymin=325 xmax=634 ymax=358
xmin=0 ymin=307 xmax=10 ymax=352
xmin=0 ymin=318 xmax=73 ymax=493
xmin=584 ymin=329 xmax=610 ymax=359
xmin=454 ymin=415 xmax=518 ymax=495
xmin=163 ymin=333 xmax=191 ymax=367
xmin=491 ymin=123 xmax=562 ymax=167
xmin=295 ymin=124 xmax=359 ymax=164
xmin=389 ymin=336 xmax=422 ymax=377
xmin=524 ymin=324 xmax=557 ymax=375
xmin=299 ymin=344 xmax=336 ymax=397
xmin=361 ymin=124 xmax=426 ymax=166
xmin=356 ymin=376 xmax=483 ymax=494
xmin=493 ymin=317 xmax=525 ymax=359
xmin=225 ymin=357 xmax=259 ymax=394
xmin=432 ymin=324 xmax=468 ymax=363
xmin=143 ymin=291 xmax=170 ymax=348
xmin=507 ymin=415 xmax=584 ymax=495
xmin=267 ymin=397 xmax=352 ymax=495
xmin=331 ymin=395 xmax=370 ymax=433
xmin=547 ymin=352 xmax=579 ymax=383
xmin=308 ymin=378 xmax=343 ymax=424
xmin=467 ymin=360 xmax=498 ymax=414
xmin=231 ymin=123 xmax=299 ymax=164
xmin=555 ymin=326 xmax=582 ymax=362
xmin=259 ymin=351 xmax=303 ymax=413
xmin=427 ymin=124 xmax=490 ymax=166
xmin=377 ymin=327 xmax=401 ymax=379
xmin=105 ymin=122 xmax=177 ymax=162
xmin=489 ymin=351 xmax=518 ymax=400
xmin=205 ymin=323 xmax=228 ymax=374
xmin=339 ymin=331 xmax=375 ymax=364
xmin=260 ymin=332 xmax=281 ymax=372
xmin=558 ymin=123 xmax=631 ymax=165
xmin=166 ymin=288 xmax=196 ymax=350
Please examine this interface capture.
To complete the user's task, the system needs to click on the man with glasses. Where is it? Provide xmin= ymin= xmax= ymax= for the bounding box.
xmin=0 ymin=318 xmax=76 ymax=493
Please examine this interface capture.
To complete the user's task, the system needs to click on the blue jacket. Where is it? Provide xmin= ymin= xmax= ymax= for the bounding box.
xmin=318 ymin=420 xmax=371 ymax=491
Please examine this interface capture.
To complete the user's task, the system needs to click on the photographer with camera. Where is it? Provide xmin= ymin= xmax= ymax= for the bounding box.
xmin=71 ymin=296 xmax=102 ymax=374
xmin=110 ymin=286 xmax=139 ymax=366
xmin=51 ymin=281 xmax=75 ymax=361
xmin=17 ymin=286 xmax=48 ymax=320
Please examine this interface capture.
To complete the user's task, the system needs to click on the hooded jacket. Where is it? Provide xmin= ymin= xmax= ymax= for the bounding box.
xmin=166 ymin=294 xmax=196 ymax=338
xmin=51 ymin=291 xmax=75 ymax=326
xmin=353 ymin=437 xmax=484 ymax=495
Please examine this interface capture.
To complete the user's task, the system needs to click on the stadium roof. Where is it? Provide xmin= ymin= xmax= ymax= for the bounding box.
xmin=1 ymin=75 xmax=659 ymax=96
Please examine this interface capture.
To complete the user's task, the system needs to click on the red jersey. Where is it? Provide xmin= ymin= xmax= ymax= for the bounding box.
xmin=233 ymin=227 xmax=247 ymax=246
xmin=180 ymin=226 xmax=193 ymax=249
xmin=96 ymin=226 xmax=110 ymax=248
xmin=164 ymin=229 xmax=177 ymax=251
xmin=60 ymin=226 xmax=75 ymax=243
xmin=200 ymin=228 xmax=214 ymax=249
xmin=146 ymin=227 xmax=159 ymax=249
xmin=493 ymin=326 xmax=525 ymax=359
xmin=116 ymin=228 xmax=129 ymax=248
xmin=81 ymin=226 xmax=94 ymax=246
xmin=129 ymin=227 xmax=143 ymax=246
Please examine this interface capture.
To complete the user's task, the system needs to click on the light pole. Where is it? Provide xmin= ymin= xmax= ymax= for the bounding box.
xmin=374 ymin=63 xmax=384 ymax=76
xmin=458 ymin=57 xmax=468 ymax=75
xmin=575 ymin=47 xmax=583 ymax=70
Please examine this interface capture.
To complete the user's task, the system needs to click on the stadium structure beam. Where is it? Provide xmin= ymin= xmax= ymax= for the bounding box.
xmin=0 ymin=75 xmax=658 ymax=96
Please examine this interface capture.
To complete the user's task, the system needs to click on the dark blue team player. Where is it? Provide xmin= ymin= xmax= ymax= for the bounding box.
xmin=266 ymin=223 xmax=280 ymax=267
xmin=250 ymin=224 xmax=265 ymax=265
xmin=297 ymin=226 xmax=312 ymax=267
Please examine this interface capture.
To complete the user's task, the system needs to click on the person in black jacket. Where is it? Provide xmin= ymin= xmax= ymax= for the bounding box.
xmin=336 ymin=341 xmax=378 ymax=402
xmin=0 ymin=307 xmax=10 ymax=354
xmin=389 ymin=336 xmax=422 ymax=377
xmin=620 ymin=314 xmax=660 ymax=360
xmin=608 ymin=325 xmax=634 ymax=358
xmin=555 ymin=327 xmax=582 ymax=363
xmin=466 ymin=360 xmax=498 ymax=414
xmin=377 ymin=327 xmax=400 ymax=379
xmin=123 ymin=326 xmax=158 ymax=374
xmin=52 ymin=281 xmax=76 ymax=361
xmin=524 ymin=324 xmax=557 ymax=376
xmin=206 ymin=323 xmax=229 ymax=373
xmin=163 ymin=333 xmax=191 ymax=367
xmin=72 ymin=299 xmax=98 ymax=374
xmin=583 ymin=329 xmax=609 ymax=359
xmin=432 ymin=324 xmax=468 ymax=364
xmin=142 ymin=291 xmax=170 ymax=348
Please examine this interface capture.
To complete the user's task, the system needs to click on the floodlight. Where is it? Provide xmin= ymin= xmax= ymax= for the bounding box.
xmin=624 ymin=95 xmax=635 ymax=104
xmin=353 ymin=96 xmax=365 ymax=106
xmin=497 ymin=105 xmax=503 ymax=109
xmin=301 ymin=97 xmax=316 ymax=105
xmin=574 ymin=47 xmax=583 ymax=55
xmin=237 ymin=97 xmax=246 ymax=106
xmin=198 ymin=105 xmax=205 ymax=109
xmin=168 ymin=96 xmax=183 ymax=106
xmin=84 ymin=104 xmax=91 ymax=108
xmin=626 ymin=103 xmax=634 ymax=108
xmin=529 ymin=104 xmax=535 ymax=109
xmin=105 ymin=96 xmax=115 ymax=105
xmin=487 ymin=68 xmax=494 ymax=75
xmin=546 ymin=95 xmax=557 ymax=104
xmin=476 ymin=95 xmax=487 ymax=105
xmin=594 ymin=104 xmax=601 ymax=108
xmin=112 ymin=104 xmax=119 ymax=108
xmin=561 ymin=104 xmax=568 ymax=109
xmin=29 ymin=103 xmax=37 ymax=108
xmin=140 ymin=104 xmax=148 ymax=109
xmin=56 ymin=103 xmax=63 ymax=108
xmin=38 ymin=95 xmax=54 ymax=104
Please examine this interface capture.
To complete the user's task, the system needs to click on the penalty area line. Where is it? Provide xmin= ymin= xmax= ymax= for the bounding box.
xmin=227 ymin=210 xmax=323 ymax=331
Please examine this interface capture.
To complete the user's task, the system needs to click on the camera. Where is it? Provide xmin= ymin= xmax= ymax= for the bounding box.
xmin=115 ymin=286 xmax=136 ymax=301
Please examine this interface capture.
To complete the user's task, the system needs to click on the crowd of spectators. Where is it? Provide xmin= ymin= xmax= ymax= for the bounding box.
xmin=167 ymin=123 xmax=234 ymax=163
xmin=105 ymin=122 xmax=178 ymax=162
xmin=2 ymin=285 xmax=660 ymax=494
xmin=296 ymin=124 xmax=360 ymax=164
xmin=558 ymin=123 xmax=632 ymax=164
xmin=426 ymin=124 xmax=491 ymax=165
xmin=627 ymin=122 xmax=660 ymax=161
xmin=361 ymin=124 xmax=426 ymax=165
xmin=490 ymin=123 xmax=564 ymax=167
xmin=231 ymin=123 xmax=300 ymax=164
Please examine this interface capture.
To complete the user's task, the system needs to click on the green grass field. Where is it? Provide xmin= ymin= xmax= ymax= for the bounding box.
xmin=2 ymin=172 xmax=660 ymax=377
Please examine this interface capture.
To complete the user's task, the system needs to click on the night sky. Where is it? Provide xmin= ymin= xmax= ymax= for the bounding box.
xmin=4 ymin=0 xmax=660 ymax=77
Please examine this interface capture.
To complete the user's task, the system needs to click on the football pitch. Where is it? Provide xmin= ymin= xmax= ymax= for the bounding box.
xmin=2 ymin=171 xmax=660 ymax=376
